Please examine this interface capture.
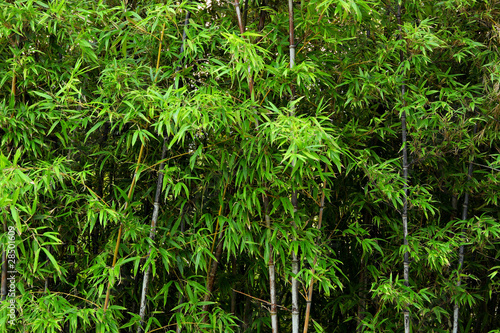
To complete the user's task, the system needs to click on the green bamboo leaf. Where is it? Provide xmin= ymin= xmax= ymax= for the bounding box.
xmin=41 ymin=247 xmax=61 ymax=274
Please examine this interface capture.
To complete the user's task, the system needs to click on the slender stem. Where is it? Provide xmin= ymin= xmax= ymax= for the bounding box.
xmin=303 ymin=169 xmax=327 ymax=333
xmin=291 ymin=193 xmax=300 ymax=333
xmin=242 ymin=0 xmax=249 ymax=29
xmin=356 ymin=258 xmax=366 ymax=333
xmin=235 ymin=0 xmax=246 ymax=35
xmin=234 ymin=0 xmax=255 ymax=99
xmin=137 ymin=11 xmax=191 ymax=332
xmin=397 ymin=1 xmax=410 ymax=332
xmin=175 ymin=206 xmax=187 ymax=333
xmin=231 ymin=255 xmax=237 ymax=314
xmin=11 ymin=70 xmax=16 ymax=100
xmin=288 ymin=0 xmax=295 ymax=68
xmin=452 ymin=123 xmax=478 ymax=333
xmin=137 ymin=141 xmax=168 ymax=333
xmin=264 ymin=194 xmax=278 ymax=332
xmin=206 ymin=184 xmax=227 ymax=278
xmin=103 ymin=144 xmax=145 ymax=313
xmin=202 ymin=229 xmax=225 ymax=321
xmin=44 ymin=245 xmax=52 ymax=293
xmin=202 ymin=185 xmax=228 ymax=323
xmin=288 ymin=1 xmax=299 ymax=332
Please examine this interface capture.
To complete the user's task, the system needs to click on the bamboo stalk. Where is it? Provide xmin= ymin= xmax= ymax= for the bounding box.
xmin=291 ymin=192 xmax=300 ymax=333
xmin=206 ymin=185 xmax=227 ymax=280
xmin=288 ymin=1 xmax=299 ymax=332
xmin=234 ymin=0 xmax=255 ymax=98
xmin=397 ymin=2 xmax=410 ymax=332
xmin=175 ymin=205 xmax=187 ymax=333
xmin=234 ymin=2 xmax=274 ymax=328
xmin=11 ymin=69 xmax=16 ymax=101
xmin=452 ymin=123 xmax=478 ymax=333
xmin=231 ymin=255 xmax=237 ymax=314
xmin=202 ymin=229 xmax=225 ymax=322
xmin=356 ymin=258 xmax=366 ymax=333
xmin=44 ymin=245 xmax=52 ymax=293
xmin=302 ymin=172 xmax=327 ymax=333
xmin=201 ymin=183 xmax=228 ymax=324
xmin=242 ymin=0 xmax=249 ymax=28
xmin=103 ymin=144 xmax=145 ymax=313
xmin=137 ymin=11 xmax=191 ymax=332
xmin=264 ymin=194 xmax=278 ymax=332
xmin=136 ymin=141 xmax=168 ymax=333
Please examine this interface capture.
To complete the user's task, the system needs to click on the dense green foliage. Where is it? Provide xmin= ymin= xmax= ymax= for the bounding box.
xmin=1 ymin=0 xmax=499 ymax=332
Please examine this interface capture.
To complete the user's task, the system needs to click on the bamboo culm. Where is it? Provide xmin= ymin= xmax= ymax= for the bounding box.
xmin=235 ymin=3 xmax=273 ymax=328
xmin=136 ymin=11 xmax=191 ymax=333
xmin=103 ymin=144 xmax=145 ymax=314
xmin=264 ymin=194 xmax=278 ymax=332
xmin=303 ymin=173 xmax=327 ymax=333
xmin=397 ymin=1 xmax=410 ymax=332
xmin=291 ymin=192 xmax=300 ymax=333
xmin=452 ymin=123 xmax=478 ymax=333
xmin=288 ymin=0 xmax=299 ymax=332
xmin=234 ymin=0 xmax=255 ymax=99
xmin=202 ymin=231 xmax=225 ymax=321
xmin=136 ymin=140 xmax=168 ymax=333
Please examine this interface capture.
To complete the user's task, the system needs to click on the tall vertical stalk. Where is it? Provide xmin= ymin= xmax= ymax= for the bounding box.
xmin=291 ymin=192 xmax=300 ymax=333
xmin=264 ymin=194 xmax=278 ymax=332
xmin=231 ymin=255 xmax=237 ymax=314
xmin=303 ymin=172 xmax=327 ymax=333
xmin=452 ymin=123 xmax=478 ymax=333
xmin=201 ymin=184 xmax=228 ymax=323
xmin=234 ymin=2 xmax=275 ymax=328
xmin=103 ymin=144 xmax=145 ymax=312
xmin=234 ymin=0 xmax=255 ymax=99
xmin=136 ymin=11 xmax=191 ymax=333
xmin=356 ymin=258 xmax=367 ymax=332
xmin=136 ymin=141 xmax=168 ymax=333
xmin=288 ymin=1 xmax=299 ymax=332
xmin=202 ymin=228 xmax=225 ymax=321
xmin=397 ymin=1 xmax=410 ymax=332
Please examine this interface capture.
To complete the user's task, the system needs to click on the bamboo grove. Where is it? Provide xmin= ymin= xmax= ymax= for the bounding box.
xmin=1 ymin=0 xmax=500 ymax=332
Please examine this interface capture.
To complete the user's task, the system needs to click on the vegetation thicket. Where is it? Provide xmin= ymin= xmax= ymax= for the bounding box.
xmin=1 ymin=0 xmax=499 ymax=332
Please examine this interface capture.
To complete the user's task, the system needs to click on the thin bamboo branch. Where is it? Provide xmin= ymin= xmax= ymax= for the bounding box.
xmin=232 ymin=288 xmax=291 ymax=311
xmin=103 ymin=144 xmax=145 ymax=313
xmin=452 ymin=123 xmax=478 ymax=333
